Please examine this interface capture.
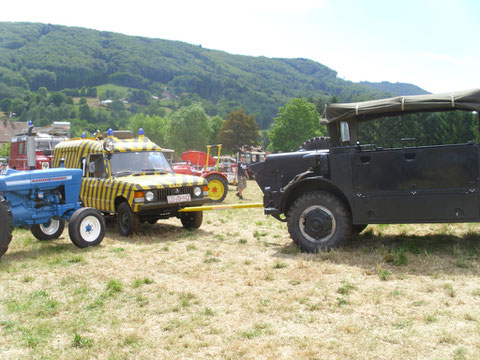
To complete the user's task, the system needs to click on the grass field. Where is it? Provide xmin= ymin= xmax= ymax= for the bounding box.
xmin=1 ymin=182 xmax=479 ymax=359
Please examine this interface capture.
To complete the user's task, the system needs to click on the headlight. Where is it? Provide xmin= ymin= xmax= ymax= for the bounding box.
xmin=42 ymin=162 xmax=49 ymax=169
xmin=193 ymin=186 xmax=202 ymax=197
xmin=145 ymin=191 xmax=154 ymax=202
xmin=103 ymin=139 xmax=114 ymax=152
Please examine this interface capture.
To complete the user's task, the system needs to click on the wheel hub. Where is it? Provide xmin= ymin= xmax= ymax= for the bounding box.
xmin=303 ymin=208 xmax=332 ymax=239
xmin=299 ymin=205 xmax=336 ymax=243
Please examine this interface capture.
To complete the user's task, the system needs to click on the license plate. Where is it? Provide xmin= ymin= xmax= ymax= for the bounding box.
xmin=167 ymin=194 xmax=191 ymax=204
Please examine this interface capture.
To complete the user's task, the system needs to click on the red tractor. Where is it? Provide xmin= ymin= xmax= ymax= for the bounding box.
xmin=173 ymin=145 xmax=229 ymax=203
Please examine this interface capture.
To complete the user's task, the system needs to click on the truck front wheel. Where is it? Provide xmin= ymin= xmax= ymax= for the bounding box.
xmin=0 ymin=196 xmax=13 ymax=259
xmin=287 ymin=191 xmax=351 ymax=252
xmin=180 ymin=211 xmax=203 ymax=229
xmin=117 ymin=202 xmax=139 ymax=236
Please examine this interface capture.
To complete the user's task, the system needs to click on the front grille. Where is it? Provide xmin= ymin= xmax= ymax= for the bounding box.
xmin=158 ymin=186 xmax=194 ymax=201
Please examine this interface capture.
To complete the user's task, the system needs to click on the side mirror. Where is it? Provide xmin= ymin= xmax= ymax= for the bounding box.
xmin=88 ymin=162 xmax=96 ymax=174
xmin=340 ymin=121 xmax=350 ymax=143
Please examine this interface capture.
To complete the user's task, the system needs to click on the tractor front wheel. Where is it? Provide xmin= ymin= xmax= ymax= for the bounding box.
xmin=68 ymin=207 xmax=105 ymax=248
xmin=0 ymin=196 xmax=13 ymax=259
xmin=31 ymin=219 xmax=65 ymax=241
xmin=205 ymin=174 xmax=228 ymax=203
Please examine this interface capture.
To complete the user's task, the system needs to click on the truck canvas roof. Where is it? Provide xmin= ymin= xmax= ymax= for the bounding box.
xmin=321 ymin=88 xmax=480 ymax=124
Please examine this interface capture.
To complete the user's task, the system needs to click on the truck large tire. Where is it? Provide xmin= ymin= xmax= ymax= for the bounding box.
xmin=117 ymin=202 xmax=139 ymax=236
xmin=300 ymin=137 xmax=330 ymax=151
xmin=287 ymin=191 xmax=351 ymax=252
xmin=205 ymin=174 xmax=228 ymax=203
xmin=68 ymin=207 xmax=105 ymax=248
xmin=30 ymin=219 xmax=65 ymax=241
xmin=0 ymin=196 xmax=13 ymax=259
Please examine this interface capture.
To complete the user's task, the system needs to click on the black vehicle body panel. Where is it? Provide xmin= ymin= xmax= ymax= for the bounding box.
xmin=250 ymin=142 xmax=480 ymax=225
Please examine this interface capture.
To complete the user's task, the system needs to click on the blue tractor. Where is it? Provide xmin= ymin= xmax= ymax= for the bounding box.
xmin=0 ymin=167 xmax=106 ymax=259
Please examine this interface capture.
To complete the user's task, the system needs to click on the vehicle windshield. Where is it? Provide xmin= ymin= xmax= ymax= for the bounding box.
xmin=110 ymin=151 xmax=174 ymax=176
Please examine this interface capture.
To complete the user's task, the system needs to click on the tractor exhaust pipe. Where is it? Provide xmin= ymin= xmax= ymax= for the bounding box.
xmin=26 ymin=121 xmax=36 ymax=170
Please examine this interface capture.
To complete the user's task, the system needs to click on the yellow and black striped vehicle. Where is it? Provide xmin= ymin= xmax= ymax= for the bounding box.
xmin=53 ymin=130 xmax=209 ymax=235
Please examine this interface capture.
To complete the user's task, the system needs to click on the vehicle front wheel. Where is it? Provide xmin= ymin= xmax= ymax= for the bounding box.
xmin=180 ymin=211 xmax=203 ymax=229
xmin=0 ymin=196 xmax=13 ymax=259
xmin=30 ymin=219 xmax=65 ymax=241
xmin=117 ymin=202 xmax=140 ymax=236
xmin=287 ymin=191 xmax=351 ymax=252
xmin=68 ymin=207 xmax=106 ymax=248
xmin=205 ymin=174 xmax=228 ymax=203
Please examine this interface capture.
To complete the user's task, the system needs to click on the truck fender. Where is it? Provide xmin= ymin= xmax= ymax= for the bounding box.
xmin=280 ymin=176 xmax=353 ymax=217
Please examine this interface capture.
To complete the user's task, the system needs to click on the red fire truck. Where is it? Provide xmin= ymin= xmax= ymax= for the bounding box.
xmin=9 ymin=122 xmax=70 ymax=170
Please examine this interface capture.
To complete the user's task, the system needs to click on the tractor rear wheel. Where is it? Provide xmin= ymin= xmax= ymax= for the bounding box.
xmin=205 ymin=174 xmax=228 ymax=203
xmin=68 ymin=207 xmax=105 ymax=248
xmin=0 ymin=196 xmax=13 ymax=259
xmin=31 ymin=219 xmax=65 ymax=241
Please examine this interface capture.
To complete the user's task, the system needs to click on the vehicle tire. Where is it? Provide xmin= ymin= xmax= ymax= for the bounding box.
xmin=287 ymin=191 xmax=351 ymax=252
xmin=300 ymin=137 xmax=330 ymax=151
xmin=68 ymin=207 xmax=106 ymax=248
xmin=180 ymin=211 xmax=203 ymax=230
xmin=205 ymin=174 xmax=228 ymax=203
xmin=352 ymin=224 xmax=368 ymax=234
xmin=30 ymin=219 xmax=65 ymax=241
xmin=0 ymin=196 xmax=13 ymax=259
xmin=117 ymin=202 xmax=139 ymax=236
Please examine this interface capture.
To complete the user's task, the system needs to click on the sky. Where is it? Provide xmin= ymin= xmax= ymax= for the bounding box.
xmin=1 ymin=0 xmax=479 ymax=94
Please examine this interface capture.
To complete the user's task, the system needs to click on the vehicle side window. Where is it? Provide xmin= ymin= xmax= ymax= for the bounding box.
xmin=18 ymin=142 xmax=24 ymax=155
xmin=87 ymin=154 xmax=106 ymax=178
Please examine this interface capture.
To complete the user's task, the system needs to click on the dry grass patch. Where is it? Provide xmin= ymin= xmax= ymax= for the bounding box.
xmin=0 ymin=182 xmax=479 ymax=359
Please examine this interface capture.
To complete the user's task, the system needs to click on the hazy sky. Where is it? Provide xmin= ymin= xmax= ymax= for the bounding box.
xmin=1 ymin=0 xmax=479 ymax=94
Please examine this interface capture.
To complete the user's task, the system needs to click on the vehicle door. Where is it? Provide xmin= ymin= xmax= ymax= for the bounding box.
xmin=83 ymin=154 xmax=109 ymax=210
xmin=351 ymin=143 xmax=480 ymax=223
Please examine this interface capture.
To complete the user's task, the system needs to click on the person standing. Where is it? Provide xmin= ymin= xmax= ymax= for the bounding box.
xmin=235 ymin=155 xmax=249 ymax=199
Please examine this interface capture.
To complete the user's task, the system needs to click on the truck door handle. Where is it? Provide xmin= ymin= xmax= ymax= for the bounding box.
xmin=360 ymin=156 xmax=370 ymax=164
xmin=404 ymin=153 xmax=415 ymax=161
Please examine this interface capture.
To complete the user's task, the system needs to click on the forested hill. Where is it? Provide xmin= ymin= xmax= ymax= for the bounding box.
xmin=0 ymin=22 xmax=426 ymax=128
xmin=360 ymin=81 xmax=429 ymax=96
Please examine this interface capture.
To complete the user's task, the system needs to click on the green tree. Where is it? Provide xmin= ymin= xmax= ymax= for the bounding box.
xmin=10 ymin=98 xmax=28 ymax=116
xmin=38 ymin=87 xmax=48 ymax=98
xmin=166 ymin=104 xmax=210 ymax=153
xmin=0 ymin=98 xmax=11 ymax=113
xmin=128 ymin=114 xmax=168 ymax=146
xmin=0 ymin=143 xmax=10 ymax=157
xmin=216 ymin=110 xmax=259 ymax=152
xmin=208 ymin=115 xmax=224 ymax=144
xmin=79 ymin=103 xmax=93 ymax=121
xmin=268 ymin=98 xmax=323 ymax=152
